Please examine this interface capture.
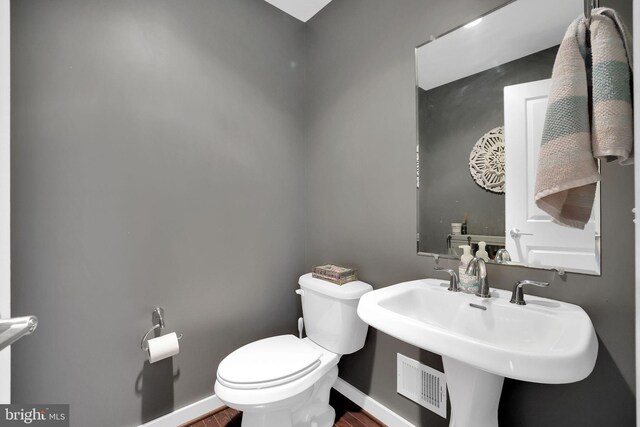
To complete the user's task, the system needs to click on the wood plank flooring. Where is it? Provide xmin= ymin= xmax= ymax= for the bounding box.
xmin=186 ymin=390 xmax=384 ymax=427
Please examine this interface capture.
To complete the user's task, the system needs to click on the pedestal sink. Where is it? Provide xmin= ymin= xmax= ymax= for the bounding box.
xmin=357 ymin=279 xmax=597 ymax=427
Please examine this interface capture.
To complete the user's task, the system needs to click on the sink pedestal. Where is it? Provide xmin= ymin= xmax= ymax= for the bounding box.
xmin=443 ymin=357 xmax=504 ymax=427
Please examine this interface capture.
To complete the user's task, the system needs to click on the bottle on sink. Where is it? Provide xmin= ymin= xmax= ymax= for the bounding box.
xmin=459 ymin=245 xmax=479 ymax=294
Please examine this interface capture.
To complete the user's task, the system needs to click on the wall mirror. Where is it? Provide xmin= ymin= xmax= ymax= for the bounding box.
xmin=416 ymin=0 xmax=601 ymax=275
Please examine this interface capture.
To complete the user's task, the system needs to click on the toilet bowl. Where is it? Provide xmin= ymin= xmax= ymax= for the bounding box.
xmin=215 ymin=336 xmax=340 ymax=427
xmin=214 ymin=274 xmax=372 ymax=427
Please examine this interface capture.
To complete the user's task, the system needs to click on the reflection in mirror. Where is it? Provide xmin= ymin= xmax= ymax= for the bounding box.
xmin=416 ymin=0 xmax=600 ymax=275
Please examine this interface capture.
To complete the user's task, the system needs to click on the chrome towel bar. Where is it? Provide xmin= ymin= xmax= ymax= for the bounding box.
xmin=0 ymin=315 xmax=38 ymax=352
xmin=584 ymin=0 xmax=599 ymax=20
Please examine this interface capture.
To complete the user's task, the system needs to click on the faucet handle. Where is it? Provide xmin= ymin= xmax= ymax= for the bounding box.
xmin=434 ymin=267 xmax=459 ymax=292
xmin=495 ymin=248 xmax=511 ymax=264
xmin=510 ymin=280 xmax=549 ymax=305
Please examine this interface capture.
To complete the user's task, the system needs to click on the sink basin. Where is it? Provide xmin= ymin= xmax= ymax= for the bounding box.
xmin=358 ymin=279 xmax=597 ymax=383
xmin=357 ymin=279 xmax=598 ymax=427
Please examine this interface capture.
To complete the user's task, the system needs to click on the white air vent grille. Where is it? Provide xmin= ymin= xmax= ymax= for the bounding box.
xmin=397 ymin=353 xmax=447 ymax=418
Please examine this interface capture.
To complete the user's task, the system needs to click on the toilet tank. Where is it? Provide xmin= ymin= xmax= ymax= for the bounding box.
xmin=298 ymin=273 xmax=372 ymax=355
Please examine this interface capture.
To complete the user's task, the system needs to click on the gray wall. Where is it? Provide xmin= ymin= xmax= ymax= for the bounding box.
xmin=306 ymin=0 xmax=635 ymax=426
xmin=10 ymin=0 xmax=636 ymax=426
xmin=418 ymin=47 xmax=557 ymax=254
xmin=11 ymin=1 xmax=306 ymax=426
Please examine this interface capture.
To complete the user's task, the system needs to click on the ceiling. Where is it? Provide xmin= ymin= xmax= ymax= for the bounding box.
xmin=264 ymin=0 xmax=333 ymax=22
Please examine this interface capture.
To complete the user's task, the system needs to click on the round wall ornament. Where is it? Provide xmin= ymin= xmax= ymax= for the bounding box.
xmin=469 ymin=126 xmax=505 ymax=194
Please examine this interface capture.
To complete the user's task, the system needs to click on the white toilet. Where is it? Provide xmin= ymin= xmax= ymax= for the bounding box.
xmin=214 ymin=273 xmax=372 ymax=427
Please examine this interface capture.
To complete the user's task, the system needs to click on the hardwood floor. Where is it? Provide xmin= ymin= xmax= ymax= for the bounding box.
xmin=185 ymin=390 xmax=384 ymax=427
xmin=189 ymin=407 xmax=242 ymax=427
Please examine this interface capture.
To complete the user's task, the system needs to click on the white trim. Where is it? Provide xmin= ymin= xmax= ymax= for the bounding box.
xmin=0 ymin=0 xmax=11 ymax=404
xmin=137 ymin=378 xmax=415 ymax=427
xmin=138 ymin=394 xmax=224 ymax=427
xmin=333 ymin=377 xmax=416 ymax=427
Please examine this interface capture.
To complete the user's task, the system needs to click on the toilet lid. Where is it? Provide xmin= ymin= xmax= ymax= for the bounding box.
xmin=217 ymin=335 xmax=322 ymax=389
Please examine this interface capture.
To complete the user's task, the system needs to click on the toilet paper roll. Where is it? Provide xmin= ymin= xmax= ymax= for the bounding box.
xmin=147 ymin=332 xmax=180 ymax=364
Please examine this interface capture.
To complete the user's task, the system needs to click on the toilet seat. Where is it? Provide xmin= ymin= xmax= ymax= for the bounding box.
xmin=215 ymin=337 xmax=340 ymax=408
xmin=217 ymin=335 xmax=322 ymax=390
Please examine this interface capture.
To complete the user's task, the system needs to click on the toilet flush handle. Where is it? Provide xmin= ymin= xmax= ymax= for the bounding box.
xmin=295 ymin=290 xmax=304 ymax=339
xmin=298 ymin=317 xmax=304 ymax=339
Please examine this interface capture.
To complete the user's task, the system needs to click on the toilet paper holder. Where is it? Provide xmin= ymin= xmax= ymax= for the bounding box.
xmin=140 ymin=307 xmax=183 ymax=351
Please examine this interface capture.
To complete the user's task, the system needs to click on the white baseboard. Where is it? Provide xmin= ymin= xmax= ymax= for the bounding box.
xmin=138 ymin=394 xmax=224 ymax=427
xmin=138 ymin=377 xmax=414 ymax=427
xmin=333 ymin=377 xmax=416 ymax=427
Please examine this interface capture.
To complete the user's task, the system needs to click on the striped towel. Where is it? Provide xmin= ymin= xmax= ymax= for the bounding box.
xmin=535 ymin=8 xmax=633 ymax=229
xmin=591 ymin=8 xmax=633 ymax=164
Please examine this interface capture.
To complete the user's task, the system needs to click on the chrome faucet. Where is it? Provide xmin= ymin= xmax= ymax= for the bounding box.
xmin=495 ymin=248 xmax=511 ymax=264
xmin=434 ymin=266 xmax=459 ymax=292
xmin=466 ymin=257 xmax=490 ymax=298
xmin=510 ymin=280 xmax=550 ymax=305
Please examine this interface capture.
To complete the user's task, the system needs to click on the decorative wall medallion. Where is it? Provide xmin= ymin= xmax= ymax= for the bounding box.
xmin=469 ymin=126 xmax=505 ymax=193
